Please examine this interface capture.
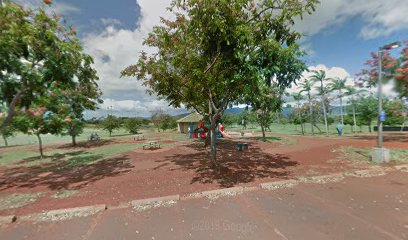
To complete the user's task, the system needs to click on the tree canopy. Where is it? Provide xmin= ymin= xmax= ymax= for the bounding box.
xmin=0 ymin=2 xmax=102 ymax=130
xmin=122 ymin=0 xmax=318 ymax=162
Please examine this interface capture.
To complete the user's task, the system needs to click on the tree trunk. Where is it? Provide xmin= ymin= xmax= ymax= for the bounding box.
xmin=321 ymin=94 xmax=329 ymax=136
xmin=300 ymin=123 xmax=305 ymax=135
xmin=1 ymin=91 xmax=23 ymax=131
xmin=352 ymin=103 xmax=357 ymax=133
xmin=339 ymin=90 xmax=344 ymax=125
xmin=109 ymin=130 xmax=112 ymax=137
xmin=72 ymin=135 xmax=77 ymax=146
xmin=308 ymin=93 xmax=314 ymax=135
xmin=261 ymin=124 xmax=266 ymax=141
xmin=209 ymin=114 xmax=218 ymax=164
xmin=36 ymin=133 xmax=43 ymax=159
xmin=2 ymin=134 xmax=8 ymax=147
xmin=368 ymin=124 xmax=372 ymax=133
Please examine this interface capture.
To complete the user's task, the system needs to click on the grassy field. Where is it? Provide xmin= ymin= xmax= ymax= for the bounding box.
xmin=227 ymin=122 xmax=373 ymax=136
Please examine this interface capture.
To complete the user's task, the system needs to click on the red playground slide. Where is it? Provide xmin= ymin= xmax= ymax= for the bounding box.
xmin=218 ymin=123 xmax=232 ymax=139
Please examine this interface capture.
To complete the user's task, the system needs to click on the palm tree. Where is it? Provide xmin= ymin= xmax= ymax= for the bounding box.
xmin=328 ymin=77 xmax=347 ymax=125
xmin=310 ymin=70 xmax=329 ymax=136
xmin=344 ymin=85 xmax=366 ymax=132
xmin=291 ymin=92 xmax=305 ymax=135
xmin=299 ymin=79 xmax=315 ymax=135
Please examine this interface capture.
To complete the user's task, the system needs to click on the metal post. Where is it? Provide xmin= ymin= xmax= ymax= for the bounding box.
xmin=377 ymin=49 xmax=383 ymax=148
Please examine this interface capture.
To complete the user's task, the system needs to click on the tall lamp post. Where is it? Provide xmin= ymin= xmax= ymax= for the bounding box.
xmin=373 ymin=41 xmax=401 ymax=163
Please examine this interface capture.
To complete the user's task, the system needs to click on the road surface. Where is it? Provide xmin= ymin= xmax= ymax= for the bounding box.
xmin=1 ymin=171 xmax=407 ymax=240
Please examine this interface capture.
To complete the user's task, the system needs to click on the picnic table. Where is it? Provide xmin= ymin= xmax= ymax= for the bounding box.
xmin=89 ymin=133 xmax=100 ymax=141
xmin=134 ymin=135 xmax=145 ymax=141
xmin=143 ymin=141 xmax=160 ymax=150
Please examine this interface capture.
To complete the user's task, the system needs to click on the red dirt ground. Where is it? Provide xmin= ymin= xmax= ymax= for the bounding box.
xmin=0 ymin=132 xmax=407 ymax=216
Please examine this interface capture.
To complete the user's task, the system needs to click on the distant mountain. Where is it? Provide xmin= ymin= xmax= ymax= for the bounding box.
xmin=173 ymin=112 xmax=190 ymax=119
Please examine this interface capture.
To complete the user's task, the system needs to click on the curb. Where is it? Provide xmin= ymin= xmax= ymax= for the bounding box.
xmin=0 ymin=215 xmax=17 ymax=225
xmin=181 ymin=187 xmax=244 ymax=200
xmin=20 ymin=204 xmax=107 ymax=222
xmin=131 ymin=195 xmax=180 ymax=212
xmin=260 ymin=179 xmax=298 ymax=190
xmin=394 ymin=164 xmax=408 ymax=171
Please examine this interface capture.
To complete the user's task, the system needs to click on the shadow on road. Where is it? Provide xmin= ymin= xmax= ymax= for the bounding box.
xmin=157 ymin=140 xmax=297 ymax=188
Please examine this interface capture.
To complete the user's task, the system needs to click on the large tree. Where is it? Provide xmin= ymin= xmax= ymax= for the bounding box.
xmin=310 ymin=70 xmax=330 ymax=135
xmin=290 ymin=92 xmax=305 ymax=135
xmin=344 ymin=85 xmax=366 ymax=132
xmin=328 ymin=77 xmax=347 ymax=125
xmin=0 ymin=2 xmax=101 ymax=133
xmin=122 ymin=0 xmax=318 ymax=163
xmin=299 ymin=79 xmax=315 ymax=135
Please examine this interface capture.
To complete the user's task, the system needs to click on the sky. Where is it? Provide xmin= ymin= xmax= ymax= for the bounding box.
xmin=18 ymin=0 xmax=408 ymax=117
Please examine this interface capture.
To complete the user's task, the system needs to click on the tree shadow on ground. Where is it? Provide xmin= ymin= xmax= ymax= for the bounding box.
xmin=0 ymin=154 xmax=133 ymax=191
xmin=348 ymin=133 xmax=407 ymax=143
xmin=57 ymin=139 xmax=114 ymax=149
xmin=156 ymin=140 xmax=298 ymax=188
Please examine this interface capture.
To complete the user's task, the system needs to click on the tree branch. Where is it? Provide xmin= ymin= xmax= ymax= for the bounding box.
xmin=204 ymin=51 xmax=221 ymax=74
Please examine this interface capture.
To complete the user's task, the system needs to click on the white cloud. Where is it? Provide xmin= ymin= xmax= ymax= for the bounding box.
xmin=295 ymin=0 xmax=408 ymax=39
xmin=82 ymin=0 xmax=176 ymax=117
xmin=287 ymin=64 xmax=399 ymax=106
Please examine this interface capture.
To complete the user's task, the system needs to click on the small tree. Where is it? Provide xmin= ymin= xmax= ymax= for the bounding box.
xmin=66 ymin=119 xmax=84 ymax=146
xmin=13 ymin=106 xmax=66 ymax=158
xmin=160 ymin=114 xmax=177 ymax=132
xmin=355 ymin=95 xmax=378 ymax=132
xmin=100 ymin=115 xmax=121 ymax=137
xmin=384 ymin=99 xmax=405 ymax=126
xmin=124 ymin=118 xmax=141 ymax=134
xmin=0 ymin=117 xmax=15 ymax=147
xmin=310 ymin=70 xmax=330 ymax=136
xmin=220 ymin=113 xmax=236 ymax=128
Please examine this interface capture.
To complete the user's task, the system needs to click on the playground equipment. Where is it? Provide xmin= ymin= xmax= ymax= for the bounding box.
xmin=192 ymin=120 xmax=209 ymax=139
xmin=217 ymin=123 xmax=232 ymax=139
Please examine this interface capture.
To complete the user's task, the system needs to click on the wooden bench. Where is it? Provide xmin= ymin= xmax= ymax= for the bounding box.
xmin=143 ymin=141 xmax=160 ymax=150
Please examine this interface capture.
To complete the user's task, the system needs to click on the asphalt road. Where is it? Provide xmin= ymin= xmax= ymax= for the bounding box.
xmin=1 ymin=171 xmax=407 ymax=240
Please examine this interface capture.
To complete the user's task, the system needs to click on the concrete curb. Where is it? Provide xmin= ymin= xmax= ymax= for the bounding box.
xmin=394 ymin=164 xmax=408 ymax=171
xmin=131 ymin=195 xmax=180 ymax=212
xmin=0 ymin=215 xmax=17 ymax=225
xmin=260 ymin=179 xmax=298 ymax=190
xmin=181 ymin=187 xmax=244 ymax=200
xmin=20 ymin=204 xmax=107 ymax=222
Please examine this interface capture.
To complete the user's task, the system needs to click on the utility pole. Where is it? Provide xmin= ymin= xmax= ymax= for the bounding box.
xmin=372 ymin=41 xmax=400 ymax=163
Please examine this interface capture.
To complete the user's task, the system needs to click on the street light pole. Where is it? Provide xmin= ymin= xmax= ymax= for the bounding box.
xmin=372 ymin=41 xmax=400 ymax=163
xmin=377 ymin=49 xmax=383 ymax=148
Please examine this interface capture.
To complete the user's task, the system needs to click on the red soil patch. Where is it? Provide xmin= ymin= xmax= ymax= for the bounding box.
xmin=0 ymin=132 xmax=407 ymax=216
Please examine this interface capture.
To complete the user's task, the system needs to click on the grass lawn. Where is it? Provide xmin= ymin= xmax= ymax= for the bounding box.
xmin=339 ymin=146 xmax=408 ymax=164
xmin=0 ymin=143 xmax=143 ymax=169
xmin=227 ymin=123 xmax=373 ymax=136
